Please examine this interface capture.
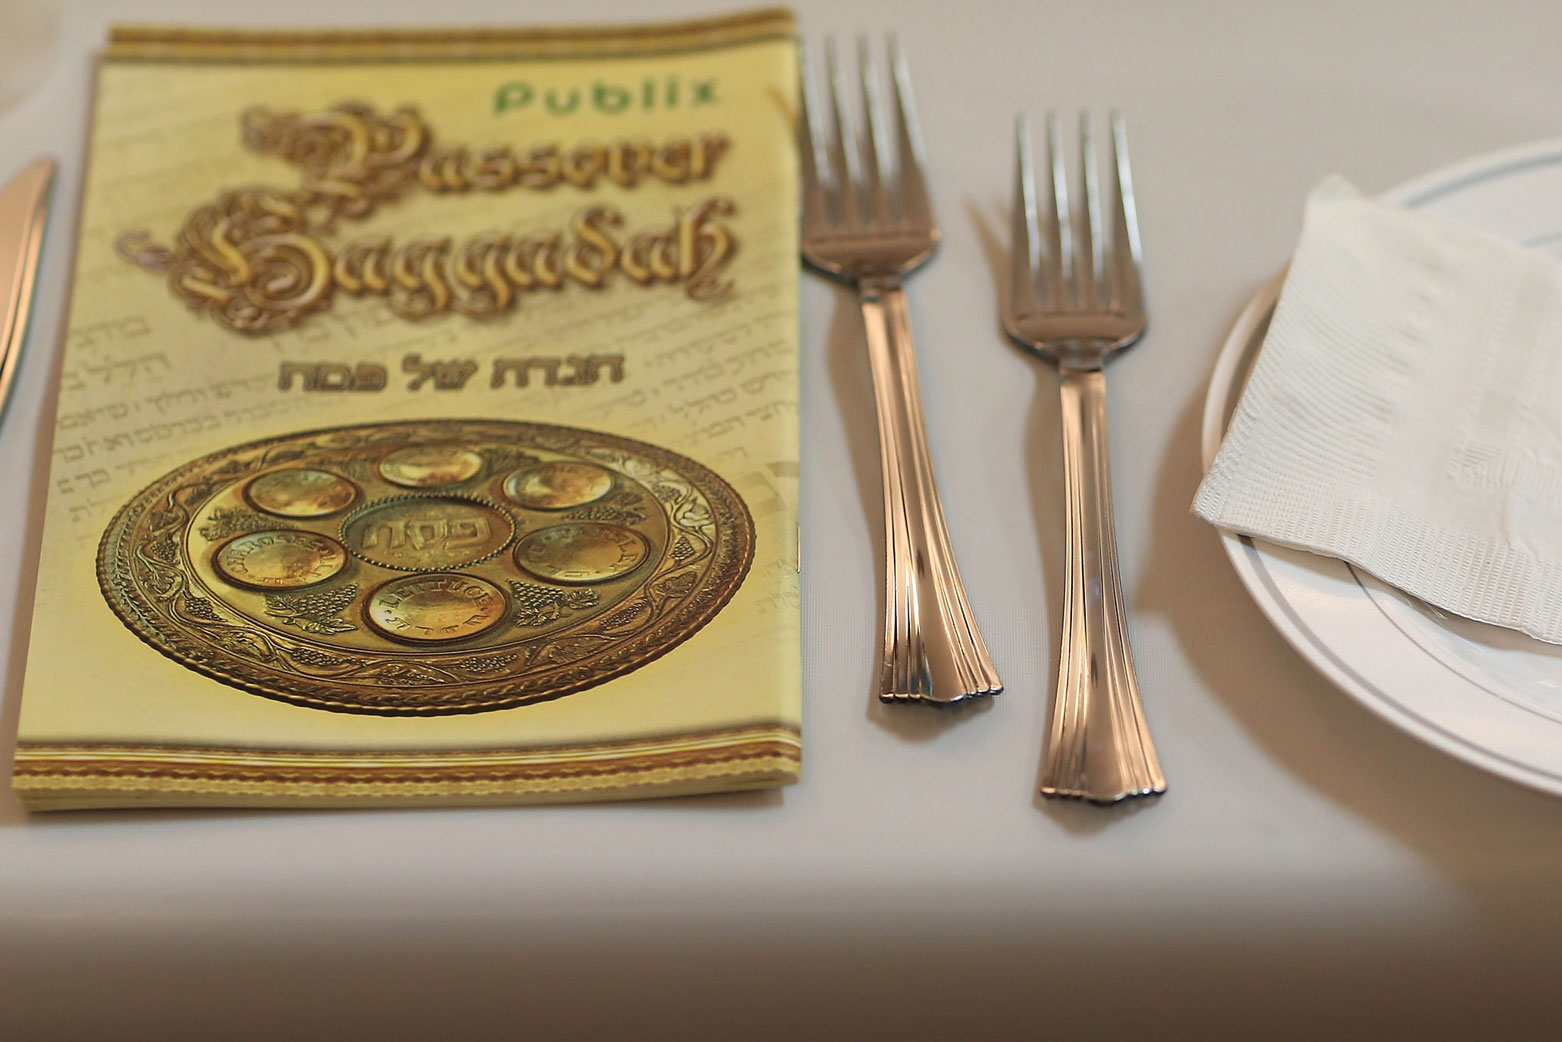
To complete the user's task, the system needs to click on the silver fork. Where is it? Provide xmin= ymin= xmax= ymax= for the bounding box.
xmin=799 ymin=38 xmax=1001 ymax=705
xmin=1004 ymin=112 xmax=1165 ymax=801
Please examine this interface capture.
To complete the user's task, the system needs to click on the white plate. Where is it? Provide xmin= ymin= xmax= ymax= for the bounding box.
xmin=1202 ymin=139 xmax=1562 ymax=797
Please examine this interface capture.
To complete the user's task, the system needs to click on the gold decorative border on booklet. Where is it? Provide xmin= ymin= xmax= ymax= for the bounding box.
xmin=14 ymin=725 xmax=802 ymax=809
xmin=105 ymin=8 xmax=794 ymax=63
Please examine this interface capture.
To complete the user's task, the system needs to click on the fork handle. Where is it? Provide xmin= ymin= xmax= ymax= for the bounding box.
xmin=858 ymin=277 xmax=1002 ymax=704
xmin=1043 ymin=368 xmax=1166 ymax=801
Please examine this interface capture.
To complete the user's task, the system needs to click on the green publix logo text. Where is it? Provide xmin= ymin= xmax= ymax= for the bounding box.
xmin=494 ymin=76 xmax=718 ymax=116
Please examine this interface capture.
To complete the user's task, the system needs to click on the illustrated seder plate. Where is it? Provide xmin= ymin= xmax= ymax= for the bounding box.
xmin=97 ymin=419 xmax=755 ymax=715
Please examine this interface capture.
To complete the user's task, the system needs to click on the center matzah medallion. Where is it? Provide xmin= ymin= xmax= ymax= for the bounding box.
xmin=97 ymin=420 xmax=755 ymax=715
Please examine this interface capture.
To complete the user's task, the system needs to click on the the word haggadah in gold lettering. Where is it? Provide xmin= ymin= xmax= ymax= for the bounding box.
xmin=332 ymin=200 xmax=735 ymax=319
xmin=113 ymin=102 xmax=740 ymax=335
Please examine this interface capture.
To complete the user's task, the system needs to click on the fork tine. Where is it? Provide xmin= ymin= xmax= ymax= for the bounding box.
xmin=1044 ymin=112 xmax=1071 ymax=308
xmin=1008 ymin=115 xmax=1042 ymax=322
xmin=825 ymin=37 xmax=861 ymax=228
xmin=858 ymin=36 xmax=893 ymax=224
xmin=1078 ymin=111 xmax=1105 ymax=310
xmin=889 ymin=35 xmax=933 ymax=230
xmin=1110 ymin=111 xmax=1145 ymax=315
xmin=797 ymin=43 xmax=831 ymax=240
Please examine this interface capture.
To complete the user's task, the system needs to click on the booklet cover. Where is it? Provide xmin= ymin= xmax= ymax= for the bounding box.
xmin=13 ymin=9 xmax=800 ymax=809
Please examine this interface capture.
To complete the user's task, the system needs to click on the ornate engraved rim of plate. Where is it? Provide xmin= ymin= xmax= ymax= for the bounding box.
xmin=97 ymin=419 xmax=755 ymax=715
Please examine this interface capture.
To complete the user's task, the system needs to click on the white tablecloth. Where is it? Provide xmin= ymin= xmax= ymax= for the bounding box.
xmin=4 ymin=1 xmax=1562 ymax=1038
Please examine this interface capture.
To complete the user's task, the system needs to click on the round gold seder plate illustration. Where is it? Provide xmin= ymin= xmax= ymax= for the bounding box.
xmin=97 ymin=420 xmax=756 ymax=715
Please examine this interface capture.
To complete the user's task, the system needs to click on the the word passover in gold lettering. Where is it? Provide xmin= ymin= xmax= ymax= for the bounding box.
xmin=115 ymin=102 xmax=739 ymax=335
xmin=418 ymin=136 xmax=727 ymax=192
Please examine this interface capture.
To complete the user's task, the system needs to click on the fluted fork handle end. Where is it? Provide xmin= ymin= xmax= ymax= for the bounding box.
xmin=1039 ymin=782 xmax=1166 ymax=805
xmin=880 ymin=653 xmax=999 ymax=709
xmin=1040 ymin=743 xmax=1167 ymax=802
xmin=881 ymin=687 xmax=1001 ymax=707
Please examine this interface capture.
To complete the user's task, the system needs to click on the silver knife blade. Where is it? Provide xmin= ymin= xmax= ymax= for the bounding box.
xmin=0 ymin=157 xmax=57 ymax=424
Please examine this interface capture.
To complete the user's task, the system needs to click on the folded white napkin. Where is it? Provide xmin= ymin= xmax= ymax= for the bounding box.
xmin=1195 ymin=176 xmax=1562 ymax=643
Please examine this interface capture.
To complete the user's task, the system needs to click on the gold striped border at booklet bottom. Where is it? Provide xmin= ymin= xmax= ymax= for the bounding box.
xmin=106 ymin=7 xmax=794 ymax=63
xmin=12 ymin=725 xmax=801 ymax=810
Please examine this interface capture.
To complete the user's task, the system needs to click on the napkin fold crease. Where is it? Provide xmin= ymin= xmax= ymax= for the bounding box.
xmin=1196 ymin=176 xmax=1562 ymax=643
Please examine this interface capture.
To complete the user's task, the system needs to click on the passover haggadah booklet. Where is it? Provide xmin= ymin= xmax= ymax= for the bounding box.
xmin=13 ymin=9 xmax=800 ymax=809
